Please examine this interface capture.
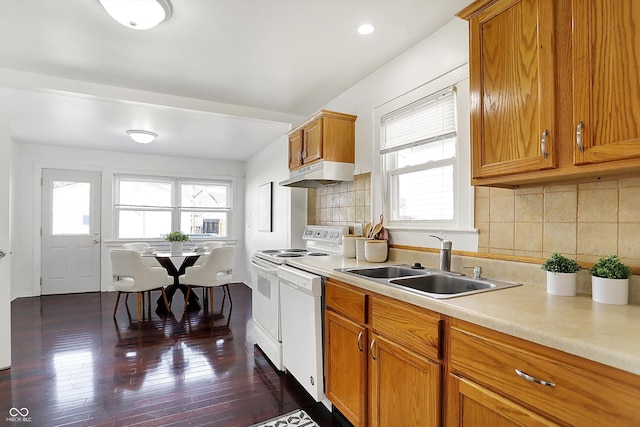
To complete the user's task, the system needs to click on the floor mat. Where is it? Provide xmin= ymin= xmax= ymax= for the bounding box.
xmin=249 ymin=409 xmax=319 ymax=427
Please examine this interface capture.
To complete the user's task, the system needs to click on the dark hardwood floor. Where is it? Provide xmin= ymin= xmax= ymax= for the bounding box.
xmin=1 ymin=284 xmax=343 ymax=427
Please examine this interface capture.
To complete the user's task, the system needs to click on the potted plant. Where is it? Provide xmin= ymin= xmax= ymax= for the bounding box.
xmin=589 ymin=255 xmax=633 ymax=305
xmin=165 ymin=231 xmax=189 ymax=255
xmin=541 ymin=253 xmax=581 ymax=296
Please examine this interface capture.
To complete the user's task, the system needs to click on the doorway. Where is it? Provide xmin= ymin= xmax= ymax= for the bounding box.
xmin=41 ymin=169 xmax=101 ymax=294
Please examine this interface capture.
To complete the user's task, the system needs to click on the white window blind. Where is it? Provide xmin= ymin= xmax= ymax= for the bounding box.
xmin=380 ymin=87 xmax=457 ymax=155
xmin=381 ymin=85 xmax=458 ymax=223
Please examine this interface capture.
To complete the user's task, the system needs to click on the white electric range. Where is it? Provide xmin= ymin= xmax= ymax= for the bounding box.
xmin=250 ymin=225 xmax=347 ymax=408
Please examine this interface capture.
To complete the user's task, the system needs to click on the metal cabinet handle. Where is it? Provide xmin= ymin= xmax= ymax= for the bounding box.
xmin=515 ymin=369 xmax=556 ymax=387
xmin=0 ymin=249 xmax=5 ymax=258
xmin=576 ymin=121 xmax=584 ymax=153
xmin=541 ymin=129 xmax=549 ymax=159
xmin=357 ymin=331 xmax=363 ymax=352
xmin=369 ymin=338 xmax=377 ymax=360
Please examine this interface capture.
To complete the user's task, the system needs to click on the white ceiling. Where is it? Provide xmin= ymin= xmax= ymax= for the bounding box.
xmin=0 ymin=0 xmax=469 ymax=162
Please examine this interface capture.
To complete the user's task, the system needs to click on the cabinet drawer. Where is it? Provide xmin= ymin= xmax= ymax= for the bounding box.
xmin=325 ymin=279 xmax=367 ymax=324
xmin=450 ymin=320 xmax=640 ymax=426
xmin=370 ymin=295 xmax=441 ymax=361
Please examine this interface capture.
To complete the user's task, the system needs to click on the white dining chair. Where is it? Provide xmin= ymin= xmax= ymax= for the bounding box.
xmin=122 ymin=242 xmax=160 ymax=267
xmin=180 ymin=246 xmax=235 ymax=315
xmin=193 ymin=241 xmax=225 ymax=266
xmin=110 ymin=249 xmax=173 ymax=321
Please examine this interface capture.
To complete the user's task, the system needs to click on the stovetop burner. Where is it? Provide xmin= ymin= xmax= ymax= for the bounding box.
xmin=307 ymin=252 xmax=329 ymax=256
xmin=276 ymin=253 xmax=305 ymax=258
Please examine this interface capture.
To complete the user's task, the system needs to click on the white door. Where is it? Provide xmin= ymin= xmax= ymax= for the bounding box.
xmin=0 ymin=116 xmax=11 ymax=369
xmin=41 ymin=169 xmax=101 ymax=294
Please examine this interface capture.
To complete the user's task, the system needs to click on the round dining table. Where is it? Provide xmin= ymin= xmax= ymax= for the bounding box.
xmin=143 ymin=251 xmax=207 ymax=311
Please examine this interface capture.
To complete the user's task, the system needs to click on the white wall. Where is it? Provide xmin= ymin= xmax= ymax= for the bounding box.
xmin=323 ymin=19 xmax=469 ymax=176
xmin=244 ymin=135 xmax=307 ymax=286
xmin=12 ymin=143 xmax=247 ymax=299
xmin=320 ymin=18 xmax=474 ymax=250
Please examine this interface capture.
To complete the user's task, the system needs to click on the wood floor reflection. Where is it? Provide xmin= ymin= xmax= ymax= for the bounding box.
xmin=1 ymin=284 xmax=340 ymax=426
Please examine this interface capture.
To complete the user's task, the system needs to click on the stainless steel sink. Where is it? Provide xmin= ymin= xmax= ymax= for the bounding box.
xmin=335 ymin=265 xmax=522 ymax=299
xmin=339 ymin=265 xmax=431 ymax=279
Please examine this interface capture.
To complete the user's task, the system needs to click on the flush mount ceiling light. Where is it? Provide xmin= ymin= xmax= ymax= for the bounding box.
xmin=357 ymin=24 xmax=375 ymax=35
xmin=127 ymin=130 xmax=157 ymax=144
xmin=99 ymin=0 xmax=173 ymax=30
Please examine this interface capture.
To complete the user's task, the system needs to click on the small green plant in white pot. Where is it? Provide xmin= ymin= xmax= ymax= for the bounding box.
xmin=541 ymin=253 xmax=581 ymax=296
xmin=589 ymin=255 xmax=632 ymax=305
xmin=165 ymin=231 xmax=189 ymax=255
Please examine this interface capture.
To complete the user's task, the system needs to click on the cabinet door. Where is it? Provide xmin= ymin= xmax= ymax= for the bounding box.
xmin=447 ymin=375 xmax=560 ymax=427
xmin=572 ymin=0 xmax=640 ymax=165
xmin=370 ymin=335 xmax=440 ymax=427
xmin=303 ymin=118 xmax=323 ymax=164
xmin=288 ymin=130 xmax=303 ymax=169
xmin=325 ymin=310 xmax=368 ymax=427
xmin=470 ymin=0 xmax=556 ymax=179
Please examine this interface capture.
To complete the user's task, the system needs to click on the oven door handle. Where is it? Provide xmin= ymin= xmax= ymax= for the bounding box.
xmin=250 ymin=259 xmax=279 ymax=275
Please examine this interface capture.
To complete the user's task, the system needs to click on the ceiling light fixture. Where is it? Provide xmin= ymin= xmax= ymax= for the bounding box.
xmin=357 ymin=24 xmax=375 ymax=35
xmin=99 ymin=0 xmax=173 ymax=30
xmin=127 ymin=130 xmax=157 ymax=144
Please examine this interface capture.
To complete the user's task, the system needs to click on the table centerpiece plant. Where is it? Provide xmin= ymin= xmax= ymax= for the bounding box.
xmin=589 ymin=255 xmax=633 ymax=305
xmin=541 ymin=253 xmax=581 ymax=296
xmin=165 ymin=231 xmax=189 ymax=255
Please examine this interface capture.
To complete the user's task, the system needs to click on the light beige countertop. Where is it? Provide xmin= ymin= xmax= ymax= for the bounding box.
xmin=286 ymin=255 xmax=640 ymax=376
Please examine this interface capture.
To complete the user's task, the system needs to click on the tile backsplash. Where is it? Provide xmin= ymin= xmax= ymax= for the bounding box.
xmin=307 ymin=173 xmax=371 ymax=231
xmin=476 ymin=173 xmax=640 ymax=268
xmin=309 ymin=171 xmax=640 ymax=269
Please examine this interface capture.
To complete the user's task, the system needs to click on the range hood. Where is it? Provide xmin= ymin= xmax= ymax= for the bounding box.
xmin=279 ymin=160 xmax=354 ymax=188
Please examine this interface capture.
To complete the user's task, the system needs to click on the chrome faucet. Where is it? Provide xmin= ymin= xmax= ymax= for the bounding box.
xmin=429 ymin=235 xmax=452 ymax=272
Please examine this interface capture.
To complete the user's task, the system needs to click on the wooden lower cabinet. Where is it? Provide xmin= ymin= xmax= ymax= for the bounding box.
xmin=324 ymin=279 xmax=442 ymax=427
xmin=370 ymin=334 xmax=441 ymax=427
xmin=447 ymin=374 xmax=559 ymax=427
xmin=325 ymin=309 xmax=368 ymax=426
xmin=447 ymin=319 xmax=640 ymax=426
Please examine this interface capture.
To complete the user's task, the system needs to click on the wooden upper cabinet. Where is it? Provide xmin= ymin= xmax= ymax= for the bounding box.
xmin=288 ymin=130 xmax=304 ymax=169
xmin=459 ymin=0 xmax=640 ymax=186
xmin=463 ymin=0 xmax=556 ymax=180
xmin=303 ymin=119 xmax=323 ymax=164
xmin=572 ymin=0 xmax=640 ymax=165
xmin=287 ymin=110 xmax=356 ymax=171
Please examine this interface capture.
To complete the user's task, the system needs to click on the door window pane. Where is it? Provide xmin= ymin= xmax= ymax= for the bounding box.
xmin=52 ymin=181 xmax=90 ymax=235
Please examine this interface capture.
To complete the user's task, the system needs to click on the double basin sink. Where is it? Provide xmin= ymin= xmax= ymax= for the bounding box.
xmin=335 ymin=265 xmax=521 ymax=299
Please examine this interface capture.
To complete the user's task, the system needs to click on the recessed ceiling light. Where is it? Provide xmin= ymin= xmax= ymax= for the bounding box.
xmin=99 ymin=0 xmax=173 ymax=30
xmin=127 ymin=130 xmax=157 ymax=144
xmin=358 ymin=24 xmax=375 ymax=35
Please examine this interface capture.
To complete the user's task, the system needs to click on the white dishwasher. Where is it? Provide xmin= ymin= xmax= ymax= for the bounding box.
xmin=278 ymin=264 xmax=330 ymax=408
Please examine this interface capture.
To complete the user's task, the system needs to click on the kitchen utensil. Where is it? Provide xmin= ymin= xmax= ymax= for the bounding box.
xmin=370 ymin=223 xmax=383 ymax=239
xmin=364 ymin=223 xmax=372 ymax=238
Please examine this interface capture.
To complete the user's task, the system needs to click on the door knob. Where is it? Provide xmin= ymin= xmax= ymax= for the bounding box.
xmin=0 ymin=249 xmax=6 ymax=258
xmin=93 ymin=240 xmax=100 ymax=244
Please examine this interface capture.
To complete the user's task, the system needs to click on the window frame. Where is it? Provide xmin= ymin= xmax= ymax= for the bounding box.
xmin=114 ymin=174 xmax=233 ymax=240
xmin=372 ymin=64 xmax=477 ymax=250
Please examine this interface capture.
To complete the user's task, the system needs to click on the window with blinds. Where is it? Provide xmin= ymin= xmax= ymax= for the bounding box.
xmin=381 ymin=86 xmax=457 ymax=222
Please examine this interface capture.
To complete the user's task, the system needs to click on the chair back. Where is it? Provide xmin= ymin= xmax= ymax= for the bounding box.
xmin=122 ymin=242 xmax=150 ymax=252
xmin=203 ymin=241 xmax=225 ymax=251
xmin=183 ymin=246 xmax=235 ymax=286
xmin=111 ymin=249 xmax=171 ymax=291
